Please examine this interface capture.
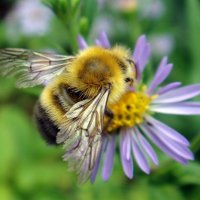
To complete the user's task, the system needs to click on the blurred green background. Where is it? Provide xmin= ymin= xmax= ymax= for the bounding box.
xmin=0 ymin=0 xmax=200 ymax=199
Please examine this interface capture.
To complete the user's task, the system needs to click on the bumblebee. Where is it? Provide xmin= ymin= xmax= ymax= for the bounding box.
xmin=0 ymin=46 xmax=136 ymax=183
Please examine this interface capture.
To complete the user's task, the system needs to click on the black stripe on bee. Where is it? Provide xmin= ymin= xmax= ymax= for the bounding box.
xmin=111 ymin=55 xmax=127 ymax=73
xmin=34 ymin=102 xmax=59 ymax=145
xmin=116 ymin=59 xmax=127 ymax=72
xmin=64 ymin=86 xmax=88 ymax=102
xmin=52 ymin=93 xmax=67 ymax=114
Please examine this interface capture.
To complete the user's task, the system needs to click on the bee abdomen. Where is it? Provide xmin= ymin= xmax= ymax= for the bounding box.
xmin=34 ymin=102 xmax=59 ymax=145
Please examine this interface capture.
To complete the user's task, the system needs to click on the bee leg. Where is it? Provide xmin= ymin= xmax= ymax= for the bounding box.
xmin=103 ymin=108 xmax=114 ymax=132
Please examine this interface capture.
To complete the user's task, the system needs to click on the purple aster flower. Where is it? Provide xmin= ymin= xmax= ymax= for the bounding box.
xmin=149 ymin=34 xmax=174 ymax=57
xmin=6 ymin=0 xmax=53 ymax=37
xmin=77 ymin=32 xmax=200 ymax=183
xmin=138 ymin=0 xmax=165 ymax=20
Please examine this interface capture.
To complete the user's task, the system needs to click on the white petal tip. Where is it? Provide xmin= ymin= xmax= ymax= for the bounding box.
xmin=143 ymin=168 xmax=151 ymax=174
xmin=125 ymin=173 xmax=134 ymax=179
xmin=153 ymin=159 xmax=159 ymax=166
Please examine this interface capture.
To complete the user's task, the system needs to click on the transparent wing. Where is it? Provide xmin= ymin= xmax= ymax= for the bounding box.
xmin=0 ymin=48 xmax=74 ymax=87
xmin=57 ymin=86 xmax=110 ymax=184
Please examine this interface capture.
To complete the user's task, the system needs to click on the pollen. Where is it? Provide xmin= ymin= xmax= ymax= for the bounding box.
xmin=104 ymin=88 xmax=155 ymax=133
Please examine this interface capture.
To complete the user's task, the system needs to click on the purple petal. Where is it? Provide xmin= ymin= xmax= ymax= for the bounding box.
xmin=153 ymin=84 xmax=200 ymax=104
xmin=146 ymin=116 xmax=190 ymax=146
xmin=133 ymin=35 xmax=151 ymax=80
xmin=144 ymin=122 xmax=194 ymax=160
xmin=98 ymin=31 xmax=111 ymax=48
xmin=135 ymin=128 xmax=159 ymax=165
xmin=135 ymin=63 xmax=142 ymax=81
xmin=154 ymin=57 xmax=168 ymax=76
xmin=139 ymin=43 xmax=151 ymax=72
xmin=150 ymin=102 xmax=200 ymax=115
xmin=157 ymin=82 xmax=182 ymax=95
xmin=102 ymin=135 xmax=116 ymax=181
xmin=121 ymin=129 xmax=131 ymax=160
xmin=77 ymin=35 xmax=88 ymax=50
xmin=131 ymin=132 xmax=150 ymax=174
xmin=148 ymin=57 xmax=173 ymax=94
xmin=133 ymin=35 xmax=146 ymax=60
xmin=140 ymin=124 xmax=189 ymax=164
xmin=126 ymin=134 xmax=131 ymax=160
xmin=90 ymin=143 xmax=103 ymax=183
xmin=120 ymin=153 xmax=133 ymax=179
xmin=120 ymin=131 xmax=133 ymax=179
xmin=95 ymin=39 xmax=102 ymax=47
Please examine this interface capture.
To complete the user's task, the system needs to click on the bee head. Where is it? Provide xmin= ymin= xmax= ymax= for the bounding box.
xmin=123 ymin=58 xmax=136 ymax=87
xmin=110 ymin=45 xmax=136 ymax=87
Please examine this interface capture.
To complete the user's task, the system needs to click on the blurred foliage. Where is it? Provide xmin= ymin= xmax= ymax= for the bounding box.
xmin=0 ymin=0 xmax=200 ymax=199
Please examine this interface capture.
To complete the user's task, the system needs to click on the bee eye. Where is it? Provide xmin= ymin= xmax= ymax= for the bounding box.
xmin=125 ymin=77 xmax=131 ymax=82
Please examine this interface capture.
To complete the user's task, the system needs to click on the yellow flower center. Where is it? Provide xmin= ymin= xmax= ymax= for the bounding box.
xmin=104 ymin=87 xmax=156 ymax=133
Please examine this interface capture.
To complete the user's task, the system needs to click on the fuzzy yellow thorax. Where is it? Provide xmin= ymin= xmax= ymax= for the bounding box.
xmin=104 ymin=87 xmax=156 ymax=133
xmin=64 ymin=46 xmax=134 ymax=104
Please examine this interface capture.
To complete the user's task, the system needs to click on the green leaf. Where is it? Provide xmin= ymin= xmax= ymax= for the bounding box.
xmin=126 ymin=179 xmax=185 ymax=200
xmin=15 ymin=163 xmax=75 ymax=192
xmin=150 ymin=185 xmax=184 ymax=200
xmin=127 ymin=180 xmax=151 ymax=200
xmin=0 ymin=78 xmax=15 ymax=100
xmin=81 ymin=0 xmax=98 ymax=31
xmin=0 ymin=107 xmax=18 ymax=181
xmin=173 ymin=162 xmax=200 ymax=185
xmin=0 ymin=184 xmax=15 ymax=200
xmin=188 ymin=186 xmax=200 ymax=200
